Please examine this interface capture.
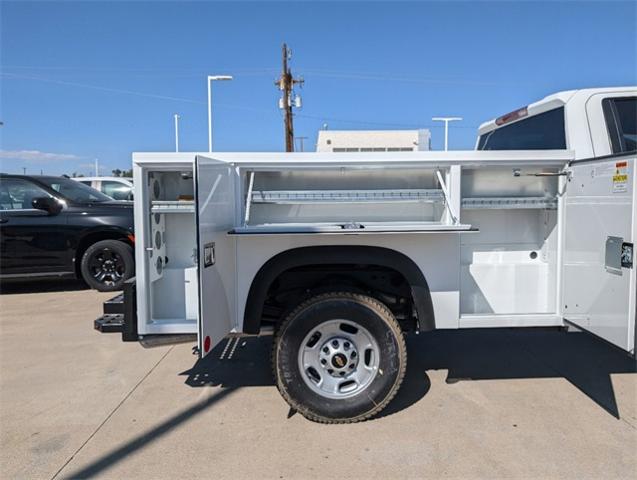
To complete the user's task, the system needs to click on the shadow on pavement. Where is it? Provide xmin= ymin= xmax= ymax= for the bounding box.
xmin=0 ymin=278 xmax=89 ymax=294
xmin=63 ymin=388 xmax=236 ymax=480
xmin=181 ymin=328 xmax=636 ymax=419
xmin=63 ymin=328 xmax=636 ymax=479
xmin=419 ymin=328 xmax=636 ymax=418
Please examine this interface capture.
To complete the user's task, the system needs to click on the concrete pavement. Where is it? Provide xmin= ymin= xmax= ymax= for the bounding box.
xmin=1 ymin=281 xmax=636 ymax=479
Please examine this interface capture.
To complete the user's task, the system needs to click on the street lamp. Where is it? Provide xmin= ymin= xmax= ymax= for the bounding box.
xmin=432 ymin=117 xmax=463 ymax=151
xmin=207 ymin=75 xmax=233 ymax=152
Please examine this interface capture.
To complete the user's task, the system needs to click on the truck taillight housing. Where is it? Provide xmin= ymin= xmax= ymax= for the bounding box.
xmin=495 ymin=106 xmax=528 ymax=126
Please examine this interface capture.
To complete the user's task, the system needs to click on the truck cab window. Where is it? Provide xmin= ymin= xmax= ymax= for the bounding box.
xmin=478 ymin=107 xmax=566 ymax=150
xmin=603 ymin=97 xmax=637 ymax=154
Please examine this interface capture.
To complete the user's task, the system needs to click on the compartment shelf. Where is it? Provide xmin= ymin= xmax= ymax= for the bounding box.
xmin=461 ymin=196 xmax=557 ymax=210
xmin=251 ymin=189 xmax=444 ymax=204
xmin=151 ymin=200 xmax=195 ymax=214
xmin=230 ymin=221 xmax=475 ymax=235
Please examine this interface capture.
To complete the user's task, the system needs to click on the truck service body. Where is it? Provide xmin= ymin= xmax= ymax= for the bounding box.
xmin=99 ymin=87 xmax=636 ymax=422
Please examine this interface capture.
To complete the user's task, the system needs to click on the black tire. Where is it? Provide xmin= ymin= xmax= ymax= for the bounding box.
xmin=80 ymin=240 xmax=134 ymax=292
xmin=273 ymin=292 xmax=407 ymax=423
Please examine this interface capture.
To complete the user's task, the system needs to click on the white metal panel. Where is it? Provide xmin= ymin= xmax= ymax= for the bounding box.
xmin=133 ymin=150 xmax=573 ymax=168
xmin=562 ymin=155 xmax=636 ymax=353
xmin=196 ymin=155 xmax=237 ymax=357
xmin=234 ymin=233 xmax=462 ymax=331
xmin=459 ymin=314 xmax=562 ymax=328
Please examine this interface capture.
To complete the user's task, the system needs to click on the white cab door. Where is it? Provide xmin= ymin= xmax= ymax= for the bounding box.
xmin=562 ymin=154 xmax=636 ymax=353
xmin=195 ymin=155 xmax=237 ymax=357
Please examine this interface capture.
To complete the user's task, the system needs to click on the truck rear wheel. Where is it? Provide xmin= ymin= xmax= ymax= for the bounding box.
xmin=273 ymin=292 xmax=407 ymax=423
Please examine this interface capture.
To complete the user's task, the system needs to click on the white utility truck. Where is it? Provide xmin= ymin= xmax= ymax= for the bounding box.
xmin=97 ymin=87 xmax=636 ymax=423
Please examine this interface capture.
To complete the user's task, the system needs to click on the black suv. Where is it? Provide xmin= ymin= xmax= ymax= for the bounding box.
xmin=0 ymin=174 xmax=135 ymax=291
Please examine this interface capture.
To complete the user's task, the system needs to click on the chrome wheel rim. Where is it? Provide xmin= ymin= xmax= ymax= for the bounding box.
xmin=298 ymin=319 xmax=380 ymax=399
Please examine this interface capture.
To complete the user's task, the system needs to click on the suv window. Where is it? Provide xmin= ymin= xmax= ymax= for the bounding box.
xmin=478 ymin=107 xmax=566 ymax=150
xmin=102 ymin=181 xmax=132 ymax=200
xmin=39 ymin=177 xmax=111 ymax=203
xmin=0 ymin=178 xmax=52 ymax=210
xmin=603 ymin=97 xmax=637 ymax=154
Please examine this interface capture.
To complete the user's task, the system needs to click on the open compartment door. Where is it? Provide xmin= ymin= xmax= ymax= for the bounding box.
xmin=195 ymin=155 xmax=237 ymax=357
xmin=562 ymin=155 xmax=636 ymax=353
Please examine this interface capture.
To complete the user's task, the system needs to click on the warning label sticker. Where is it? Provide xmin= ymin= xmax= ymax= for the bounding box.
xmin=613 ymin=161 xmax=628 ymax=193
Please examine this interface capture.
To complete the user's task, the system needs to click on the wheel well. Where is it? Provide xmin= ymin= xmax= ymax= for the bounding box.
xmin=243 ymin=246 xmax=435 ymax=334
xmin=263 ymin=264 xmax=415 ymax=330
xmin=74 ymin=231 xmax=133 ymax=278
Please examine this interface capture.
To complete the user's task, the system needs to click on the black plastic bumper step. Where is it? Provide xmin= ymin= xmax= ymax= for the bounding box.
xmin=95 ymin=277 xmax=137 ymax=341
xmin=95 ymin=314 xmax=124 ymax=333
xmin=103 ymin=293 xmax=125 ymax=314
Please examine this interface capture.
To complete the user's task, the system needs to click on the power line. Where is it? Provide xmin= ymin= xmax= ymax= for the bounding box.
xmin=2 ymin=72 xmax=478 ymax=130
xmin=296 ymin=112 xmax=477 ymax=130
xmin=0 ymin=72 xmax=206 ymax=105
xmin=295 ymin=68 xmax=533 ymax=88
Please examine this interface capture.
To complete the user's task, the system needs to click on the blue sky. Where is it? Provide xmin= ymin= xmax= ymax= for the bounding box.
xmin=1 ymin=0 xmax=636 ymax=175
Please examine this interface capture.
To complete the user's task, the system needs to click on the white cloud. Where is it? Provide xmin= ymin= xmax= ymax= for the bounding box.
xmin=0 ymin=149 xmax=82 ymax=163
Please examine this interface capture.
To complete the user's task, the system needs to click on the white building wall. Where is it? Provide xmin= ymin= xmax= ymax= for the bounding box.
xmin=316 ymin=129 xmax=431 ymax=152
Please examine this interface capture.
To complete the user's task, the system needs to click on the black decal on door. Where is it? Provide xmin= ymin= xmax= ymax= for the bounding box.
xmin=204 ymin=242 xmax=215 ymax=268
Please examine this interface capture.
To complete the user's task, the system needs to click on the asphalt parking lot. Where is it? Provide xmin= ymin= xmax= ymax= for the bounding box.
xmin=1 ymin=281 xmax=636 ymax=479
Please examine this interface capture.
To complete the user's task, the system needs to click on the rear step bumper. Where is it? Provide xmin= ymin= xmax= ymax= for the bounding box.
xmin=103 ymin=293 xmax=124 ymax=314
xmin=94 ymin=314 xmax=124 ymax=332
xmin=94 ymin=277 xmax=138 ymax=341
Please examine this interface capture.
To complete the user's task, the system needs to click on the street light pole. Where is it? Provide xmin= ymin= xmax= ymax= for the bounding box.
xmin=432 ymin=117 xmax=463 ymax=151
xmin=174 ymin=114 xmax=180 ymax=152
xmin=207 ymin=75 xmax=233 ymax=152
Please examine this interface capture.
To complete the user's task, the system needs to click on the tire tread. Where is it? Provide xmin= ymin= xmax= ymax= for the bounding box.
xmin=272 ymin=291 xmax=407 ymax=424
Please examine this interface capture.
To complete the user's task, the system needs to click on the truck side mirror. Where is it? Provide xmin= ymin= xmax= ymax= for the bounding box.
xmin=32 ymin=196 xmax=63 ymax=215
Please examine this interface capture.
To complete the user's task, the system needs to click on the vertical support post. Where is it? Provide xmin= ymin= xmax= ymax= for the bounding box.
xmin=244 ymin=171 xmax=255 ymax=225
xmin=436 ymin=169 xmax=458 ymax=225
xmin=207 ymin=78 xmax=212 ymax=152
xmin=207 ymin=75 xmax=233 ymax=152
xmin=432 ymin=117 xmax=463 ymax=151
xmin=282 ymin=44 xmax=294 ymax=152
xmin=555 ymin=170 xmax=566 ymax=315
xmin=174 ymin=114 xmax=180 ymax=152
xmin=447 ymin=165 xmax=461 ymax=225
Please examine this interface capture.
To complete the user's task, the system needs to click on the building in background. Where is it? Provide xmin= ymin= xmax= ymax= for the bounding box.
xmin=316 ymin=129 xmax=431 ymax=152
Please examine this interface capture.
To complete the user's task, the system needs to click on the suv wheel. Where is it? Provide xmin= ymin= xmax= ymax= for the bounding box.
xmin=273 ymin=292 xmax=407 ymax=423
xmin=80 ymin=240 xmax=134 ymax=292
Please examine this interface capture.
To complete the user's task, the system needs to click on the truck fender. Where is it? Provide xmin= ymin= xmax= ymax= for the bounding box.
xmin=242 ymin=246 xmax=435 ymax=334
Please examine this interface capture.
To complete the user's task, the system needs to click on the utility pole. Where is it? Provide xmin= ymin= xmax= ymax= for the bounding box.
xmin=276 ymin=43 xmax=303 ymax=152
xmin=94 ymin=158 xmax=99 ymax=176
xmin=432 ymin=117 xmax=463 ymax=151
xmin=174 ymin=114 xmax=180 ymax=152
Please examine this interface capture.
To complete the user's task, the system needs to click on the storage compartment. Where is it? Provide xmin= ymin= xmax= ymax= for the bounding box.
xmin=459 ymin=166 xmax=560 ymax=316
xmin=146 ymin=170 xmax=198 ymax=329
xmin=237 ymin=166 xmax=466 ymax=233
